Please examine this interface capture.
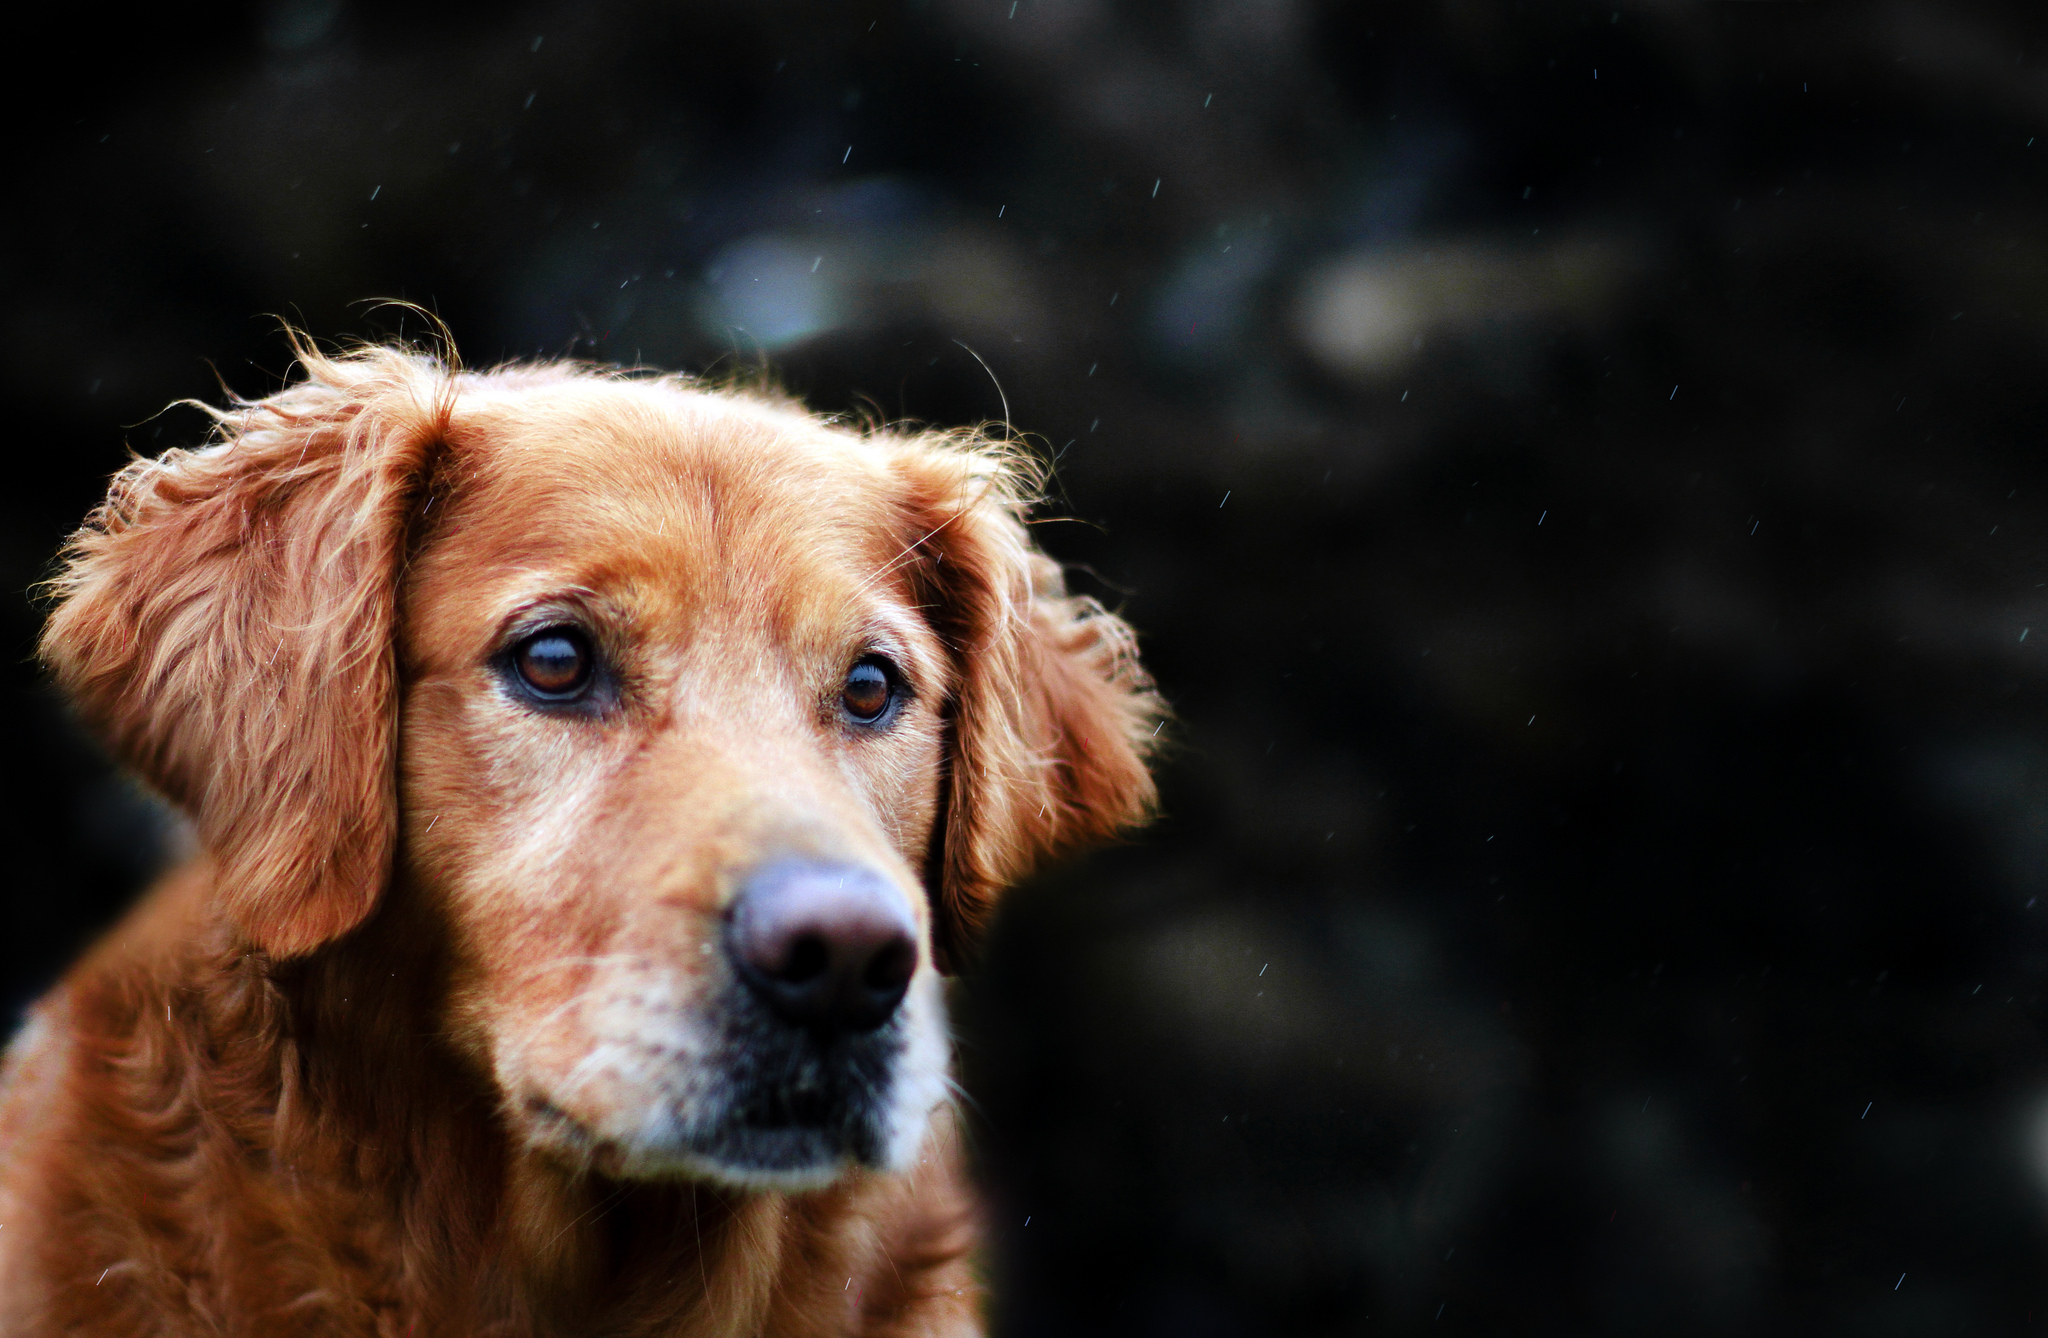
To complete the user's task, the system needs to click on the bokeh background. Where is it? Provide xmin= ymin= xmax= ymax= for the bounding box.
xmin=7 ymin=0 xmax=2048 ymax=1332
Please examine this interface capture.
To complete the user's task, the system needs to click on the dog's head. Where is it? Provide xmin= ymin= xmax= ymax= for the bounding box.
xmin=41 ymin=343 xmax=1158 ymax=1188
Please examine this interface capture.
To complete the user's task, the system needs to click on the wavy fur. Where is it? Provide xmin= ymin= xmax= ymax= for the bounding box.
xmin=1 ymin=339 xmax=1157 ymax=1335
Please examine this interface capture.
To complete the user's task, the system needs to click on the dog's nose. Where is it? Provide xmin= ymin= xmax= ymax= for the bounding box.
xmin=726 ymin=862 xmax=918 ymax=1033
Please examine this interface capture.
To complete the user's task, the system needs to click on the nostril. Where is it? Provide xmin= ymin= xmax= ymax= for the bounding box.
xmin=782 ymin=935 xmax=830 ymax=985
xmin=863 ymin=939 xmax=915 ymax=993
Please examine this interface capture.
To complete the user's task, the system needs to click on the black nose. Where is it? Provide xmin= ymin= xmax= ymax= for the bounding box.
xmin=725 ymin=862 xmax=919 ymax=1033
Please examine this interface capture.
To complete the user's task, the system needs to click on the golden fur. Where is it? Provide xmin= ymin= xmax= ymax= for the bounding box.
xmin=0 ymin=341 xmax=1158 ymax=1335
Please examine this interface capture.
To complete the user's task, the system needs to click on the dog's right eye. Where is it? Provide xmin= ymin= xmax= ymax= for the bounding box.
xmin=511 ymin=629 xmax=593 ymax=700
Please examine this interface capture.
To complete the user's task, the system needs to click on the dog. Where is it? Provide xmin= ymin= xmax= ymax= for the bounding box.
xmin=0 ymin=339 xmax=1158 ymax=1335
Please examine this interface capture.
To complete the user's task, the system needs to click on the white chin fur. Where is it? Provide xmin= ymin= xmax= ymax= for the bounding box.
xmin=624 ymin=1146 xmax=857 ymax=1193
xmin=876 ymin=971 xmax=954 ymax=1169
xmin=514 ymin=969 xmax=955 ymax=1189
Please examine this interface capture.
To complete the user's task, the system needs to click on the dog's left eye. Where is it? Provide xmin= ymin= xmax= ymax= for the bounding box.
xmin=840 ymin=658 xmax=896 ymax=724
xmin=512 ymin=628 xmax=594 ymax=699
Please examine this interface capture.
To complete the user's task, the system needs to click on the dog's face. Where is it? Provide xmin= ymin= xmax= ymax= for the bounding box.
xmin=402 ymin=388 xmax=956 ymax=1185
xmin=39 ymin=348 xmax=1157 ymax=1193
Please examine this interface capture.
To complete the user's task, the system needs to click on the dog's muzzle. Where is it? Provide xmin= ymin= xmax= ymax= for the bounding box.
xmin=675 ymin=860 xmax=925 ymax=1179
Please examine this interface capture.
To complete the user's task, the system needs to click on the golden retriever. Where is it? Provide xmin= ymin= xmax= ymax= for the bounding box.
xmin=0 ymin=340 xmax=1158 ymax=1335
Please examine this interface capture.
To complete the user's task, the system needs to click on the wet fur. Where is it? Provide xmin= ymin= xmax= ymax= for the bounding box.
xmin=0 ymin=343 xmax=1158 ymax=1335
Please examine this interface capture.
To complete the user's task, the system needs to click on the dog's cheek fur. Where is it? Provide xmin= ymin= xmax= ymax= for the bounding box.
xmin=887 ymin=442 xmax=1164 ymax=969
xmin=39 ymin=348 xmax=450 ymax=960
xmin=396 ymin=694 xmax=666 ymax=1130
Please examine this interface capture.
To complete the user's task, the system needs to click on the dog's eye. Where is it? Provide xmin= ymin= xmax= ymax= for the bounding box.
xmin=513 ymin=629 xmax=593 ymax=699
xmin=840 ymin=658 xmax=896 ymax=724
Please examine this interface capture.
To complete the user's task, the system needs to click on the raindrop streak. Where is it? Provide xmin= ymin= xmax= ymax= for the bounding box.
xmin=1670 ymin=385 xmax=1679 ymax=400
xmin=997 ymin=205 xmax=1006 ymax=217
xmin=1538 ymin=511 xmax=1547 ymax=525
xmin=1896 ymin=1274 xmax=1906 ymax=1291
xmin=369 ymin=185 xmax=381 ymax=201
xmin=842 ymin=145 xmax=852 ymax=164
xmin=1203 ymin=93 xmax=1213 ymax=107
xmin=1219 ymin=491 xmax=1231 ymax=509
xmin=1862 ymin=1102 xmax=1873 ymax=1119
xmin=1151 ymin=178 xmax=1161 ymax=198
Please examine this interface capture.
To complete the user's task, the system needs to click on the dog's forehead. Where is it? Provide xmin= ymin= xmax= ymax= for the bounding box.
xmin=418 ymin=381 xmax=915 ymax=630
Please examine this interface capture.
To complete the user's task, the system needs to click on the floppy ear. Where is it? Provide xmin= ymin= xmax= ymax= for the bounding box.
xmin=39 ymin=345 xmax=450 ymax=960
xmin=890 ymin=439 xmax=1162 ymax=971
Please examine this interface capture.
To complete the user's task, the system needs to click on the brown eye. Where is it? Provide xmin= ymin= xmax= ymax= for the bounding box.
xmin=840 ymin=658 xmax=895 ymax=724
xmin=514 ymin=629 xmax=592 ymax=698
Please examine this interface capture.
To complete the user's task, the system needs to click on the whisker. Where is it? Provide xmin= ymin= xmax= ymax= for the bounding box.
xmin=849 ymin=511 xmax=966 ymax=601
xmin=939 ymin=1071 xmax=987 ymax=1119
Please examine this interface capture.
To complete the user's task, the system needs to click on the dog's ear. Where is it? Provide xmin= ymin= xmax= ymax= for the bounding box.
xmin=890 ymin=439 xmax=1161 ymax=971
xmin=40 ymin=347 xmax=450 ymax=960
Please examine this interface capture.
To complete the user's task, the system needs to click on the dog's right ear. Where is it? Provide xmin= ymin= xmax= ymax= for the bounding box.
xmin=886 ymin=435 xmax=1162 ymax=973
xmin=39 ymin=346 xmax=451 ymax=960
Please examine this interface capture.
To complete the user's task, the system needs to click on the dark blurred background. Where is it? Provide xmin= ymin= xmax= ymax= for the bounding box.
xmin=7 ymin=0 xmax=2048 ymax=1332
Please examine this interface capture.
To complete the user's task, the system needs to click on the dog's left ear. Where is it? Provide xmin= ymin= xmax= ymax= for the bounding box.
xmin=40 ymin=346 xmax=449 ymax=960
xmin=889 ymin=439 xmax=1162 ymax=972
